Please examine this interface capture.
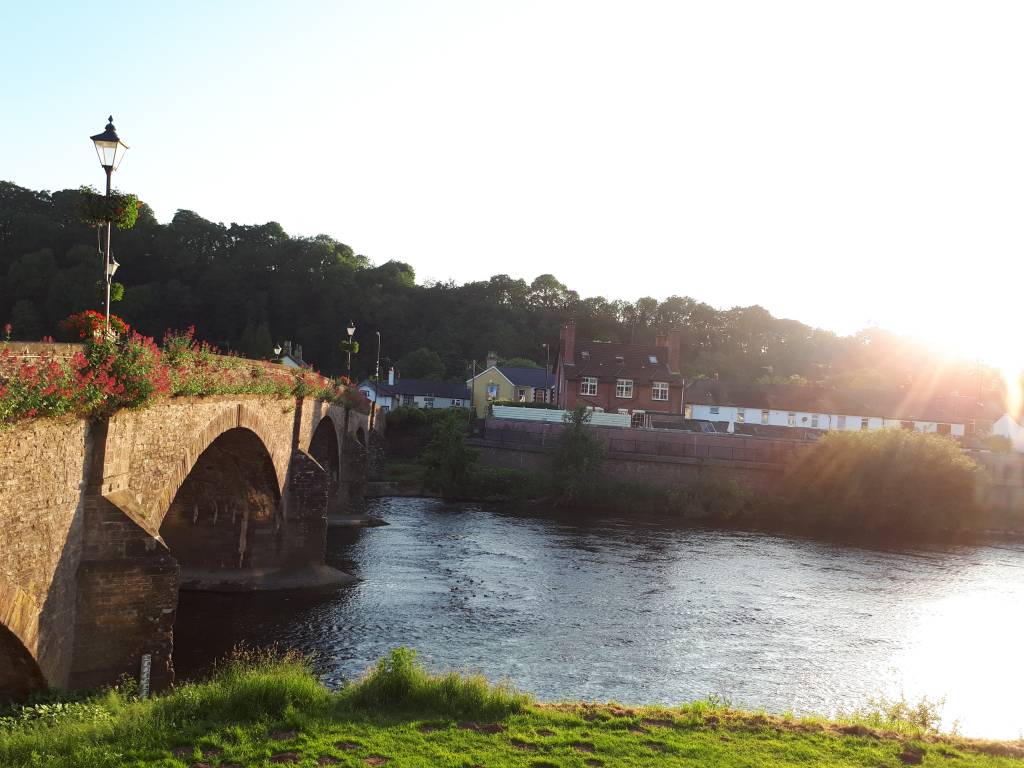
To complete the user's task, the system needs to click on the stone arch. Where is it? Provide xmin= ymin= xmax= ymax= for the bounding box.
xmin=308 ymin=415 xmax=340 ymax=503
xmin=159 ymin=427 xmax=283 ymax=575
xmin=0 ymin=622 xmax=46 ymax=703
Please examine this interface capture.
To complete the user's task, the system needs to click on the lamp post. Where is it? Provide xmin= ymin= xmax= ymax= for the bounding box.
xmin=89 ymin=116 xmax=129 ymax=334
xmin=542 ymin=342 xmax=550 ymax=404
xmin=346 ymin=320 xmax=356 ymax=375
xmin=369 ymin=330 xmax=381 ymax=432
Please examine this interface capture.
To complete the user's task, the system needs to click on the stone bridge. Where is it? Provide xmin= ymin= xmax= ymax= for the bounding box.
xmin=0 ymin=392 xmax=380 ymax=701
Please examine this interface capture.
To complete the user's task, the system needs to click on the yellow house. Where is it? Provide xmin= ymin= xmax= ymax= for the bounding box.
xmin=465 ymin=364 xmax=554 ymax=418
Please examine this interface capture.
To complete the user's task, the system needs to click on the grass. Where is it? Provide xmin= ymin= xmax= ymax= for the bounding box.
xmin=2 ymin=649 xmax=1022 ymax=767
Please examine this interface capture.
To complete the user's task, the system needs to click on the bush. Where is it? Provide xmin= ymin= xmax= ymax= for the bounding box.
xmin=490 ymin=400 xmax=559 ymax=410
xmin=776 ymin=429 xmax=984 ymax=533
xmin=345 ymin=648 xmax=530 ymax=720
xmin=550 ymin=405 xmax=605 ymax=506
xmin=420 ymin=410 xmax=479 ymax=497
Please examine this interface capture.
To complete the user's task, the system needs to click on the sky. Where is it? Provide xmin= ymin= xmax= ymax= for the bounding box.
xmin=2 ymin=2 xmax=1022 ymax=368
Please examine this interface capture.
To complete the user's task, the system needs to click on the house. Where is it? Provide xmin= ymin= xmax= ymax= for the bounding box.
xmin=683 ymin=379 xmax=1002 ymax=440
xmin=359 ymin=368 xmax=470 ymax=412
xmin=553 ymin=321 xmax=685 ymax=427
xmin=465 ymin=352 xmax=555 ymax=418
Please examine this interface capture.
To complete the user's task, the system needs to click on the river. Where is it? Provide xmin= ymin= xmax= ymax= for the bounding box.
xmin=174 ymin=496 xmax=1024 ymax=739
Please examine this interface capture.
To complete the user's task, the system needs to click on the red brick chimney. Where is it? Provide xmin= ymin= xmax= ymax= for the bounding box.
xmin=560 ymin=321 xmax=576 ymax=365
xmin=655 ymin=332 xmax=669 ymax=349
xmin=666 ymin=330 xmax=682 ymax=374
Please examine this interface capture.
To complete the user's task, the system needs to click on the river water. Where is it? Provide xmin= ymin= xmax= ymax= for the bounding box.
xmin=174 ymin=497 xmax=1024 ymax=739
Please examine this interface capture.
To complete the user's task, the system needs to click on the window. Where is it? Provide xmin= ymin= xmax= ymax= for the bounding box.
xmin=937 ymin=423 xmax=952 ymax=435
xmin=423 ymin=397 xmax=435 ymax=409
xmin=901 ymin=420 xmax=914 ymax=430
xmin=761 ymin=409 xmax=770 ymax=425
xmin=787 ymin=412 xmax=796 ymax=426
xmin=517 ymin=388 xmax=528 ymax=402
xmin=710 ymin=406 xmax=720 ymax=415
xmin=453 ymin=399 xmax=462 ymax=407
xmin=533 ymin=388 xmax=548 ymax=403
xmin=652 ymin=381 xmax=669 ymax=401
xmin=648 ymin=355 xmax=658 ymax=364
xmin=486 ymin=383 xmax=499 ymax=401
xmin=631 ymin=411 xmax=646 ymax=429
xmin=837 ymin=415 xmax=846 ymax=429
xmin=860 ymin=417 xmax=870 ymax=431
xmin=403 ymin=394 xmax=415 ymax=406
xmin=579 ymin=377 xmax=598 ymax=396
xmin=811 ymin=414 xmax=819 ymax=428
xmin=617 ymin=408 xmax=629 ymax=415
xmin=615 ymin=379 xmax=634 ymax=398
xmin=737 ymin=408 xmax=746 ymax=423
xmin=684 ymin=404 xmax=692 ymax=418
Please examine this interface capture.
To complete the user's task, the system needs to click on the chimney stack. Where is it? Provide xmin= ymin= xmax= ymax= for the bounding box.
xmin=655 ymin=332 xmax=669 ymax=349
xmin=486 ymin=350 xmax=498 ymax=369
xmin=667 ymin=330 xmax=682 ymax=374
xmin=560 ymin=321 xmax=576 ymax=365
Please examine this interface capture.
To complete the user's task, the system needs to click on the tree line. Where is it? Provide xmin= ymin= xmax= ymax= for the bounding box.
xmin=0 ymin=181 xmax=1003 ymax=399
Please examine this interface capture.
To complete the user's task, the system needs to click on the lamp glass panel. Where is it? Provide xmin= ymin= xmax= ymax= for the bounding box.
xmin=111 ymin=142 xmax=127 ymax=170
xmin=94 ymin=140 xmax=118 ymax=166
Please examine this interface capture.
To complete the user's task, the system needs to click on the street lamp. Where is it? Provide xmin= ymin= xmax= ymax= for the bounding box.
xmin=345 ymin=321 xmax=356 ymax=375
xmin=542 ymin=342 xmax=551 ymax=405
xmin=90 ymin=116 xmax=129 ymax=334
xmin=369 ymin=330 xmax=382 ymax=432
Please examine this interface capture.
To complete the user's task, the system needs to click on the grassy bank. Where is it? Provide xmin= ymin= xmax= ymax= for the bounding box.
xmin=2 ymin=650 xmax=1022 ymax=767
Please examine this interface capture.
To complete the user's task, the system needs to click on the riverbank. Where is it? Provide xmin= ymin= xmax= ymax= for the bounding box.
xmin=2 ymin=650 xmax=1021 ymax=768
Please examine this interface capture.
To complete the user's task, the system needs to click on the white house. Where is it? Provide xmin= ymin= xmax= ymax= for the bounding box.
xmin=359 ymin=368 xmax=470 ymax=413
xmin=684 ymin=380 xmax=999 ymax=439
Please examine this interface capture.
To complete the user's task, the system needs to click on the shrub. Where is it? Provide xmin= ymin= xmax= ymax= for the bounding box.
xmin=550 ymin=405 xmax=605 ymax=506
xmin=777 ymin=429 xmax=984 ymax=533
xmin=345 ymin=647 xmax=530 ymax=720
xmin=420 ymin=410 xmax=479 ymax=496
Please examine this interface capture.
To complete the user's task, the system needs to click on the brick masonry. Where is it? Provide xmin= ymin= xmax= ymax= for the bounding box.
xmin=0 ymin=393 xmax=381 ymax=699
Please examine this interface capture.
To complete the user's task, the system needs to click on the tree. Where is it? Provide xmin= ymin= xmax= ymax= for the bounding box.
xmin=420 ymin=411 xmax=479 ymax=497
xmin=397 ymin=347 xmax=445 ymax=379
xmin=550 ymin=405 xmax=605 ymax=506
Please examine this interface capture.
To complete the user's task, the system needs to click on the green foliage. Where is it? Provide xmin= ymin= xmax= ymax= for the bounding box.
xmin=550 ymin=405 xmax=605 ymax=506
xmin=837 ymin=693 xmax=946 ymax=735
xmin=777 ymin=429 xmax=984 ymax=533
xmin=345 ymin=648 xmax=530 ymax=720
xmin=490 ymin=400 xmax=559 ymax=410
xmin=397 ymin=347 xmax=445 ymax=379
xmin=420 ymin=410 xmax=479 ymax=496
xmin=500 ymin=357 xmax=541 ymax=368
xmin=982 ymin=434 xmax=1012 ymax=453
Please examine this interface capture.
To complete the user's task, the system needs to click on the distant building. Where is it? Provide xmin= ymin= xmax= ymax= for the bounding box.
xmin=465 ymin=351 xmax=555 ymax=417
xmin=360 ymin=368 xmax=469 ymax=412
xmin=553 ymin=321 xmax=685 ymax=427
xmin=275 ymin=340 xmax=305 ymax=368
xmin=683 ymin=379 xmax=1001 ymax=439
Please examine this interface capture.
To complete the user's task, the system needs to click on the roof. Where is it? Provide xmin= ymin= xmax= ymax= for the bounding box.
xmin=497 ymin=366 xmax=552 ymax=388
xmin=362 ymin=378 xmax=470 ymax=400
xmin=684 ymin=379 xmax=1003 ymax=424
xmin=559 ymin=341 xmax=683 ymax=385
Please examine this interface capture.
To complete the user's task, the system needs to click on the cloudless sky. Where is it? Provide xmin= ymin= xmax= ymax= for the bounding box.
xmin=2 ymin=2 xmax=1022 ymax=367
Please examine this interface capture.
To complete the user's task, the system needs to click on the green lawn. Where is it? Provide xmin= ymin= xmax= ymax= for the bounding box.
xmin=2 ymin=650 xmax=1021 ymax=768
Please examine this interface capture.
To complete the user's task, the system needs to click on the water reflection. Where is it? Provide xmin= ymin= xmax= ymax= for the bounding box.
xmin=174 ymin=497 xmax=1024 ymax=738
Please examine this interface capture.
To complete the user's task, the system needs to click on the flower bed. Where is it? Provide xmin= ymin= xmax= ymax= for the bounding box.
xmin=0 ymin=323 xmax=371 ymax=427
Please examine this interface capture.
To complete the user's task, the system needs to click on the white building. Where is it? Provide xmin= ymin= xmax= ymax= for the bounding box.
xmin=683 ymin=380 xmax=999 ymax=439
xmin=359 ymin=368 xmax=470 ymax=413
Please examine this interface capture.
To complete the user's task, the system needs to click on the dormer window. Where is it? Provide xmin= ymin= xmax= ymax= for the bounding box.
xmin=615 ymin=355 xmax=624 ymax=364
xmin=648 ymin=355 xmax=658 ymax=364
xmin=581 ymin=350 xmax=590 ymax=360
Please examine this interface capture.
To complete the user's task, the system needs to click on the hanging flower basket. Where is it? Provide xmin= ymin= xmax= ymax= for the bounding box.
xmin=60 ymin=310 xmax=130 ymax=341
xmin=77 ymin=186 xmax=141 ymax=230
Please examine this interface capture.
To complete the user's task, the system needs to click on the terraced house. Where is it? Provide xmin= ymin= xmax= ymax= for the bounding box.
xmin=553 ymin=321 xmax=685 ymax=427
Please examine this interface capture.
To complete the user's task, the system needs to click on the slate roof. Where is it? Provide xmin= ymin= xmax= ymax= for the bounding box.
xmin=684 ymin=380 xmax=1002 ymax=424
xmin=497 ymin=366 xmax=553 ymax=389
xmin=560 ymin=341 xmax=683 ymax=385
xmin=363 ymin=378 xmax=470 ymax=400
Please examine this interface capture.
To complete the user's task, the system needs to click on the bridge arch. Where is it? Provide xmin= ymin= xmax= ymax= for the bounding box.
xmin=159 ymin=426 xmax=283 ymax=573
xmin=308 ymin=415 xmax=341 ymax=503
xmin=0 ymin=623 xmax=45 ymax=703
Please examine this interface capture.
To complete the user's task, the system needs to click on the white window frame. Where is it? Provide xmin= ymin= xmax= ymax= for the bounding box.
xmin=710 ymin=406 xmax=720 ymax=416
xmin=651 ymin=381 xmax=669 ymax=401
xmin=579 ymin=377 xmax=598 ymax=396
xmin=615 ymin=379 xmax=634 ymax=399
xmin=787 ymin=412 xmax=796 ymax=426
xmin=423 ymin=396 xmax=435 ymax=409
xmin=860 ymin=417 xmax=869 ymax=431
xmin=761 ymin=409 xmax=770 ymax=425
xmin=453 ymin=399 xmax=462 ymax=407
xmin=811 ymin=414 xmax=819 ymax=428
xmin=486 ymin=383 xmax=499 ymax=401
xmin=736 ymin=408 xmax=746 ymax=423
